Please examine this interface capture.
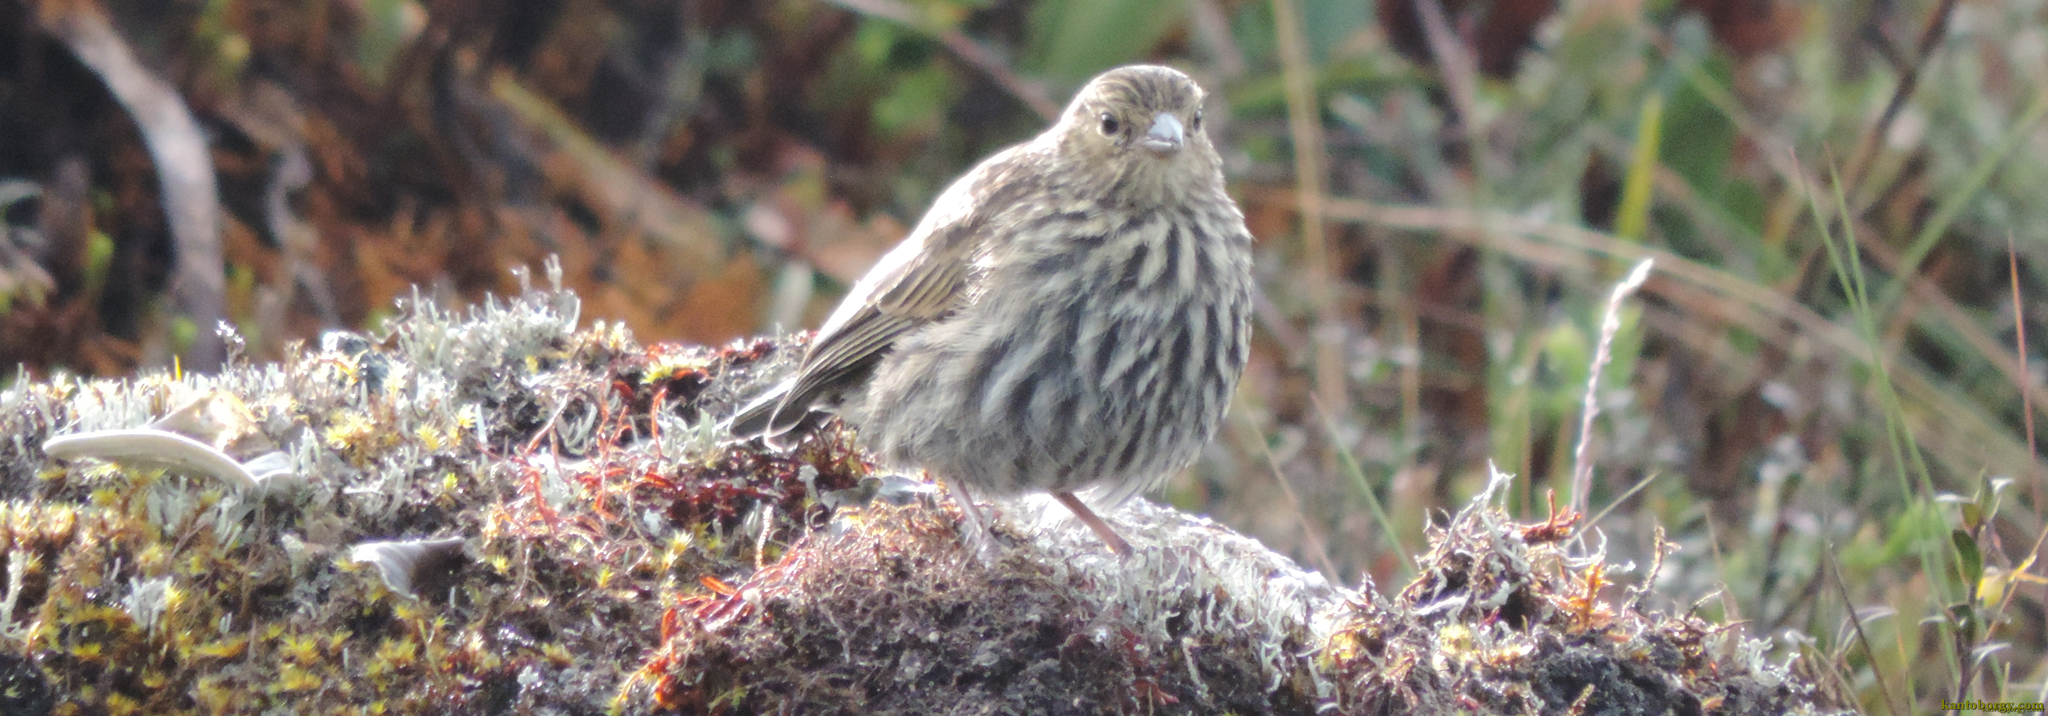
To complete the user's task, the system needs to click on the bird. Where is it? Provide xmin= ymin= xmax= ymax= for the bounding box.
xmin=728 ymin=65 xmax=1253 ymax=557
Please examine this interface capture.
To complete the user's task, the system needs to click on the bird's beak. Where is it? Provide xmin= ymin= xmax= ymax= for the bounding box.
xmin=1140 ymin=113 xmax=1184 ymax=156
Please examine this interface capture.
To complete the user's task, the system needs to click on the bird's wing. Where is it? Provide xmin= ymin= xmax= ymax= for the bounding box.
xmin=745 ymin=152 xmax=1030 ymax=437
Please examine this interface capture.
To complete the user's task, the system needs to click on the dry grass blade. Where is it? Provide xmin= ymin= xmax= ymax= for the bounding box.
xmin=1581 ymin=470 xmax=1661 ymax=532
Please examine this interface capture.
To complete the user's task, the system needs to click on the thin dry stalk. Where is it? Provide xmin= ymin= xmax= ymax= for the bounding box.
xmin=819 ymin=0 xmax=1059 ymax=120
xmin=1825 ymin=548 xmax=1903 ymax=716
xmin=1411 ymin=0 xmax=1485 ymax=180
xmin=1268 ymin=0 xmax=1348 ymax=447
xmin=1839 ymin=0 xmax=1960 ymax=196
xmin=1238 ymin=416 xmax=1341 ymax=581
xmin=2010 ymin=235 xmax=2041 ymax=510
xmin=39 ymin=0 xmax=225 ymax=369
xmin=1568 ymin=259 xmax=1654 ymax=516
xmin=1322 ymin=197 xmax=2047 ymax=514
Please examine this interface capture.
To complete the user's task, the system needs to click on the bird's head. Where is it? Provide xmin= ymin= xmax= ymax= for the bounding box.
xmin=1051 ymin=65 xmax=1222 ymax=207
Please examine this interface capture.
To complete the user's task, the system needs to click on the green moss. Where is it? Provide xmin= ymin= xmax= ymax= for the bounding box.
xmin=0 ymin=266 xmax=1848 ymax=714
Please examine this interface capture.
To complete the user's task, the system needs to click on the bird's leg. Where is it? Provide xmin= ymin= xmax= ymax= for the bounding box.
xmin=940 ymin=476 xmax=997 ymax=559
xmin=1054 ymin=491 xmax=1132 ymax=557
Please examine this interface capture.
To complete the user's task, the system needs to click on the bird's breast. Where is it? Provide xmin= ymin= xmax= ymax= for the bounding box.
xmin=992 ymin=204 xmax=1251 ymax=425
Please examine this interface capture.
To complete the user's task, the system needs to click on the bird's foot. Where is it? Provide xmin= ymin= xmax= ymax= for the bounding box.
xmin=1053 ymin=491 xmax=1132 ymax=557
xmin=939 ymin=478 xmax=1021 ymax=564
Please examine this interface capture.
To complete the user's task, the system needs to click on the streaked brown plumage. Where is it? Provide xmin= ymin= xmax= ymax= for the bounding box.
xmin=729 ymin=65 xmax=1253 ymax=556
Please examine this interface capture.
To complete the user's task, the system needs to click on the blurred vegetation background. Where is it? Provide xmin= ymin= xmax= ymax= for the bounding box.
xmin=1 ymin=0 xmax=2045 ymax=710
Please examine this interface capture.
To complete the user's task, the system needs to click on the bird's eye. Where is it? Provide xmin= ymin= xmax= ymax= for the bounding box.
xmin=1098 ymin=113 xmax=1120 ymax=136
xmin=1191 ymin=110 xmax=1203 ymax=132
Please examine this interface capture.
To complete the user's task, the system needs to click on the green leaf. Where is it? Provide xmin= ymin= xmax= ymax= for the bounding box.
xmin=872 ymin=64 xmax=953 ymax=138
xmin=84 ymin=229 xmax=114 ymax=303
xmin=1952 ymin=529 xmax=1983 ymax=588
xmin=1614 ymin=94 xmax=1662 ymax=242
xmin=1657 ymin=56 xmax=1735 ymax=196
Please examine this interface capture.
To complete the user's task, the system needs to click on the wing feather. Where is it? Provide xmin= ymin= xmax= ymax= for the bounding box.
xmin=732 ymin=145 xmax=1042 ymax=439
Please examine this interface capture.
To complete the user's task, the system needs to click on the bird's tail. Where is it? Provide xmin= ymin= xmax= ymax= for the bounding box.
xmin=721 ymin=379 xmax=820 ymax=449
xmin=723 ymin=379 xmax=789 ymax=438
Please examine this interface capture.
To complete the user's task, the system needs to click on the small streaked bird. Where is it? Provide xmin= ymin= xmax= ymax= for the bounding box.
xmin=729 ymin=65 xmax=1253 ymax=556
